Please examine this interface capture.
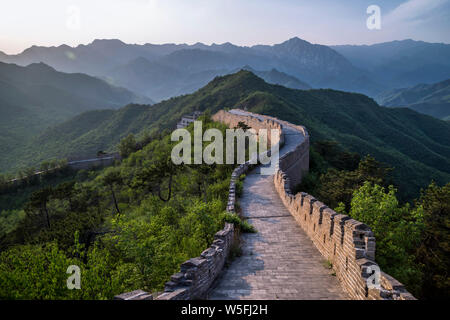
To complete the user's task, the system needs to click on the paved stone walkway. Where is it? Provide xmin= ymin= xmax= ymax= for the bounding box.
xmin=208 ymin=115 xmax=347 ymax=300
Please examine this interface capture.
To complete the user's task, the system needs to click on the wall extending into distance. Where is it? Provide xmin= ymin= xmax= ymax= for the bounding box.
xmin=115 ymin=109 xmax=415 ymax=300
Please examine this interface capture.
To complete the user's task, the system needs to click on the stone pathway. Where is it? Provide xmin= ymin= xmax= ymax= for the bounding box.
xmin=208 ymin=115 xmax=347 ymax=300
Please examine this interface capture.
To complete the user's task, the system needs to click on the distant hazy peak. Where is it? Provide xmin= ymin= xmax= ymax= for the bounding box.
xmin=281 ymin=37 xmax=312 ymax=45
xmin=21 ymin=45 xmax=44 ymax=54
xmin=212 ymin=70 xmax=263 ymax=85
xmin=90 ymin=39 xmax=127 ymax=46
xmin=26 ymin=62 xmax=56 ymax=71
xmin=239 ymin=65 xmax=256 ymax=71
xmin=333 ymin=39 xmax=450 ymax=49
xmin=190 ymin=42 xmax=209 ymax=48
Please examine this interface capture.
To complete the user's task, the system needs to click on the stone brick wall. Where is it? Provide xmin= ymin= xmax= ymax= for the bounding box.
xmin=116 ymin=111 xmax=281 ymax=300
xmin=67 ymin=154 xmax=120 ymax=170
xmin=212 ymin=110 xmax=284 ymax=147
xmin=155 ymin=161 xmax=266 ymax=300
xmin=278 ymin=136 xmax=309 ymax=188
xmin=116 ymin=109 xmax=415 ymax=300
xmin=154 ymin=111 xmax=287 ymax=300
xmin=272 ymin=121 xmax=415 ymax=300
xmin=214 ymin=109 xmax=415 ymax=300
xmin=156 ymin=222 xmax=235 ymax=300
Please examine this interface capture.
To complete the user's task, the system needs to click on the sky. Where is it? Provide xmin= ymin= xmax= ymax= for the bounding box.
xmin=1 ymin=0 xmax=449 ymax=54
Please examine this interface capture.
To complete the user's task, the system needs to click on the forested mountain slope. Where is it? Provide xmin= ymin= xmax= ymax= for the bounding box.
xmin=0 ymin=62 xmax=152 ymax=172
xmin=0 ymin=38 xmax=383 ymax=98
xmin=376 ymin=79 xmax=450 ymax=119
xmin=18 ymin=71 xmax=449 ymax=200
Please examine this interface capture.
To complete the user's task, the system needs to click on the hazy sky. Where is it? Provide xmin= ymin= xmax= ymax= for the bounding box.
xmin=1 ymin=0 xmax=449 ymax=54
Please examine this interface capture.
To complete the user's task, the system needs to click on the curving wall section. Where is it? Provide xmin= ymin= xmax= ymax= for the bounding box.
xmin=211 ymin=109 xmax=284 ymax=147
xmin=155 ymin=162 xmax=252 ymax=300
xmin=212 ymin=109 xmax=415 ymax=300
xmin=115 ymin=110 xmax=282 ymax=300
xmin=115 ymin=109 xmax=415 ymax=300
xmin=270 ymin=118 xmax=415 ymax=300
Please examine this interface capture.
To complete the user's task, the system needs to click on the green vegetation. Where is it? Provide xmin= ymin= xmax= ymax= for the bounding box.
xmin=0 ymin=70 xmax=448 ymax=300
xmin=0 ymin=117 xmax=245 ymax=299
xmin=337 ymin=181 xmax=449 ymax=300
xmin=9 ymin=71 xmax=448 ymax=201
xmin=0 ymin=162 xmax=81 ymax=236
xmin=223 ymin=212 xmax=257 ymax=234
xmin=0 ymin=235 xmax=127 ymax=300
xmin=299 ymin=140 xmax=449 ymax=299
xmin=337 ymin=182 xmax=424 ymax=295
xmin=414 ymin=182 xmax=450 ymax=299
xmin=0 ymin=61 xmax=151 ymax=172
xmin=376 ymin=79 xmax=450 ymax=119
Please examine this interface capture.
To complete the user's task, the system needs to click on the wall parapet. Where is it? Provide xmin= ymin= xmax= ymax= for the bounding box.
xmin=115 ymin=109 xmax=277 ymax=300
xmin=212 ymin=109 xmax=284 ymax=147
xmin=272 ymin=117 xmax=415 ymax=300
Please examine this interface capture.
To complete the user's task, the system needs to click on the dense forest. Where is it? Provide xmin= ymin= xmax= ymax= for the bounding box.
xmin=296 ymin=140 xmax=449 ymax=299
xmin=0 ymin=61 xmax=151 ymax=172
xmin=376 ymin=78 xmax=450 ymax=119
xmin=0 ymin=117 xmax=253 ymax=299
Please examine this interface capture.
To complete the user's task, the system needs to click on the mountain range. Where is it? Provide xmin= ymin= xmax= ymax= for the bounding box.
xmin=2 ymin=38 xmax=449 ymax=102
xmin=0 ymin=37 xmax=392 ymax=100
xmin=7 ymin=70 xmax=449 ymax=201
xmin=376 ymin=79 xmax=450 ymax=119
xmin=0 ymin=61 xmax=151 ymax=171
xmin=103 ymin=56 xmax=314 ymax=101
xmin=332 ymin=40 xmax=450 ymax=88
xmin=1 ymin=36 xmax=449 ymax=200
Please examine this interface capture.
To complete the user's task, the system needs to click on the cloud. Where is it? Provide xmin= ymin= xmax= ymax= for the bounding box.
xmin=385 ymin=0 xmax=449 ymax=24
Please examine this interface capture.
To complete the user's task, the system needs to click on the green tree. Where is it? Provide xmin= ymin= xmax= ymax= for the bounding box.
xmin=26 ymin=187 xmax=54 ymax=229
xmin=0 ymin=242 xmax=77 ymax=299
xmin=235 ymin=121 xmax=251 ymax=131
xmin=0 ymin=174 xmax=8 ymax=193
xmin=53 ymin=181 xmax=76 ymax=211
xmin=0 ymin=119 xmax=238 ymax=299
xmin=40 ymin=161 xmax=51 ymax=173
xmin=133 ymin=140 xmax=183 ymax=202
xmin=317 ymin=155 xmax=391 ymax=210
xmin=119 ymin=134 xmax=137 ymax=158
xmin=101 ymin=168 xmax=123 ymax=214
xmin=344 ymin=182 xmax=424 ymax=294
xmin=0 ymin=237 xmax=131 ymax=299
xmin=414 ymin=182 xmax=450 ymax=299
xmin=313 ymin=140 xmax=360 ymax=171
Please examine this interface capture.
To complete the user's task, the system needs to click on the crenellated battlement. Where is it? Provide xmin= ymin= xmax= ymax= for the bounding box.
xmin=213 ymin=108 xmax=414 ymax=300
xmin=273 ymin=131 xmax=415 ymax=299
